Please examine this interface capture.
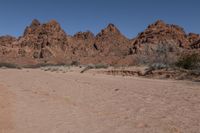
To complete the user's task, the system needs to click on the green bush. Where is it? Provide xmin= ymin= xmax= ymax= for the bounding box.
xmin=176 ymin=53 xmax=200 ymax=70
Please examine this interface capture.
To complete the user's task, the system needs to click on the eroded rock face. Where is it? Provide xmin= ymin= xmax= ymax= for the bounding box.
xmin=129 ymin=20 xmax=190 ymax=55
xmin=0 ymin=36 xmax=16 ymax=46
xmin=95 ymin=24 xmax=131 ymax=56
xmin=0 ymin=36 xmax=18 ymax=57
xmin=17 ymin=19 xmax=68 ymax=60
xmin=190 ymin=39 xmax=200 ymax=49
xmin=187 ymin=33 xmax=200 ymax=49
xmin=23 ymin=19 xmax=41 ymax=36
xmin=73 ymin=31 xmax=95 ymax=40
xmin=188 ymin=33 xmax=200 ymax=43
xmin=66 ymin=24 xmax=131 ymax=65
xmin=68 ymin=31 xmax=96 ymax=57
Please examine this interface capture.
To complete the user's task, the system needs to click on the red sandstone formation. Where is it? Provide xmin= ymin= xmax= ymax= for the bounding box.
xmin=0 ymin=19 xmax=199 ymax=66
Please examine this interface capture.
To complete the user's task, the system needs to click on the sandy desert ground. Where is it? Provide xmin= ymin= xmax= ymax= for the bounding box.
xmin=0 ymin=68 xmax=200 ymax=133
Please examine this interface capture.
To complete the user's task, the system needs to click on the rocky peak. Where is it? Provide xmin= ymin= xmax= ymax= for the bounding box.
xmin=129 ymin=20 xmax=191 ymax=55
xmin=133 ymin=20 xmax=188 ymax=47
xmin=45 ymin=20 xmax=62 ymax=31
xmin=147 ymin=20 xmax=185 ymax=34
xmin=23 ymin=19 xmax=65 ymax=36
xmin=106 ymin=23 xmax=119 ymax=32
xmin=23 ymin=19 xmax=41 ymax=35
xmin=148 ymin=20 xmax=166 ymax=28
xmin=96 ymin=23 xmax=121 ymax=38
xmin=17 ymin=19 xmax=68 ymax=59
xmin=93 ymin=23 xmax=131 ymax=58
xmin=30 ymin=19 xmax=41 ymax=27
xmin=48 ymin=19 xmax=59 ymax=25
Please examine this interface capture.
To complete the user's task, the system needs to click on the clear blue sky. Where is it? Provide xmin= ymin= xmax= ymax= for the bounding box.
xmin=0 ymin=0 xmax=199 ymax=38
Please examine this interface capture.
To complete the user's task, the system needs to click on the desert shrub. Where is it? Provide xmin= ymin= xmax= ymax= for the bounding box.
xmin=0 ymin=62 xmax=21 ymax=69
xmin=149 ymin=63 xmax=168 ymax=70
xmin=23 ymin=63 xmax=67 ymax=68
xmin=135 ymin=42 xmax=179 ymax=68
xmin=80 ymin=64 xmax=108 ymax=73
xmin=80 ymin=65 xmax=93 ymax=73
xmin=94 ymin=64 xmax=109 ymax=69
xmin=134 ymin=54 xmax=150 ymax=65
xmin=151 ymin=43 xmax=178 ymax=66
xmin=71 ymin=61 xmax=80 ymax=66
xmin=176 ymin=53 xmax=200 ymax=70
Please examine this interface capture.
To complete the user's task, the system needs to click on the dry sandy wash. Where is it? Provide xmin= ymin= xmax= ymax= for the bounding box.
xmin=0 ymin=68 xmax=199 ymax=133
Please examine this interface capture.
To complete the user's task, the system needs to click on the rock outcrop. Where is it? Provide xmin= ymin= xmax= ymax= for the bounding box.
xmin=0 ymin=19 xmax=199 ymax=66
xmin=129 ymin=20 xmax=191 ymax=55
xmin=95 ymin=24 xmax=130 ymax=56
xmin=0 ymin=36 xmax=17 ymax=57
xmin=18 ymin=19 xmax=68 ymax=60
xmin=67 ymin=31 xmax=96 ymax=58
xmin=67 ymin=24 xmax=131 ymax=64
xmin=91 ymin=24 xmax=131 ymax=64
xmin=0 ymin=36 xmax=16 ymax=47
xmin=188 ymin=33 xmax=200 ymax=49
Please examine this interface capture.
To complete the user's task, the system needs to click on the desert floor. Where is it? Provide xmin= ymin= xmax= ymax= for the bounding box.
xmin=0 ymin=68 xmax=199 ymax=133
